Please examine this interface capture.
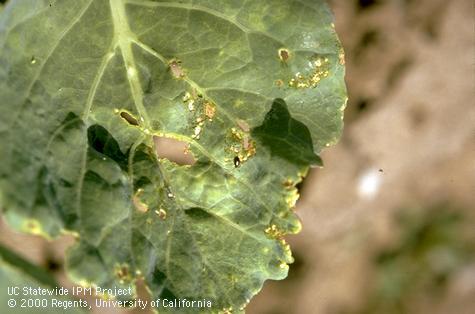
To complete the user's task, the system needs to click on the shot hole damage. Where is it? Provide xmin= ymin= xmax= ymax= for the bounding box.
xmin=278 ymin=48 xmax=291 ymax=63
xmin=154 ymin=136 xmax=196 ymax=166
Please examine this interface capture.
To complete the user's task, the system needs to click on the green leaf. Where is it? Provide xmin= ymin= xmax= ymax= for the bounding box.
xmin=0 ymin=0 xmax=346 ymax=312
xmin=253 ymin=98 xmax=323 ymax=167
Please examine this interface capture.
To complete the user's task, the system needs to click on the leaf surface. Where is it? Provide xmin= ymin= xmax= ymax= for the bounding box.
xmin=0 ymin=0 xmax=346 ymax=312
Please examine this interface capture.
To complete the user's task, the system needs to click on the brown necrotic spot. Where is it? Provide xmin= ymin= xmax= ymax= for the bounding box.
xmin=154 ymin=136 xmax=196 ymax=166
xmin=119 ymin=111 xmax=139 ymax=126
xmin=169 ymin=59 xmax=185 ymax=79
xmin=278 ymin=48 xmax=290 ymax=62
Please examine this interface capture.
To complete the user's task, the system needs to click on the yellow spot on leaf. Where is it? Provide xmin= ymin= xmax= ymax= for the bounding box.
xmin=22 ymin=219 xmax=46 ymax=237
xmin=289 ymin=56 xmax=330 ymax=89
xmin=286 ymin=190 xmax=300 ymax=208
xmin=204 ymin=102 xmax=216 ymax=120
xmin=265 ymin=224 xmax=285 ymax=239
xmin=155 ymin=208 xmax=167 ymax=220
xmin=133 ymin=189 xmax=149 ymax=213
xmin=339 ymin=49 xmax=345 ymax=65
xmin=283 ymin=179 xmax=294 ymax=189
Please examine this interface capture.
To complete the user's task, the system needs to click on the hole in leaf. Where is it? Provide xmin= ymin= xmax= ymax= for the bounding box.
xmin=153 ymin=136 xmax=196 ymax=166
xmin=119 ymin=111 xmax=139 ymax=126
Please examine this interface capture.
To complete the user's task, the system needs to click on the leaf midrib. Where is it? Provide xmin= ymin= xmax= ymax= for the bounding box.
xmin=110 ymin=0 xmax=151 ymax=128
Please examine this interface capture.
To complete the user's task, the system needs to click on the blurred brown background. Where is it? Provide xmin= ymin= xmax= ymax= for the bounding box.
xmin=1 ymin=0 xmax=474 ymax=313
xmin=249 ymin=0 xmax=475 ymax=313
